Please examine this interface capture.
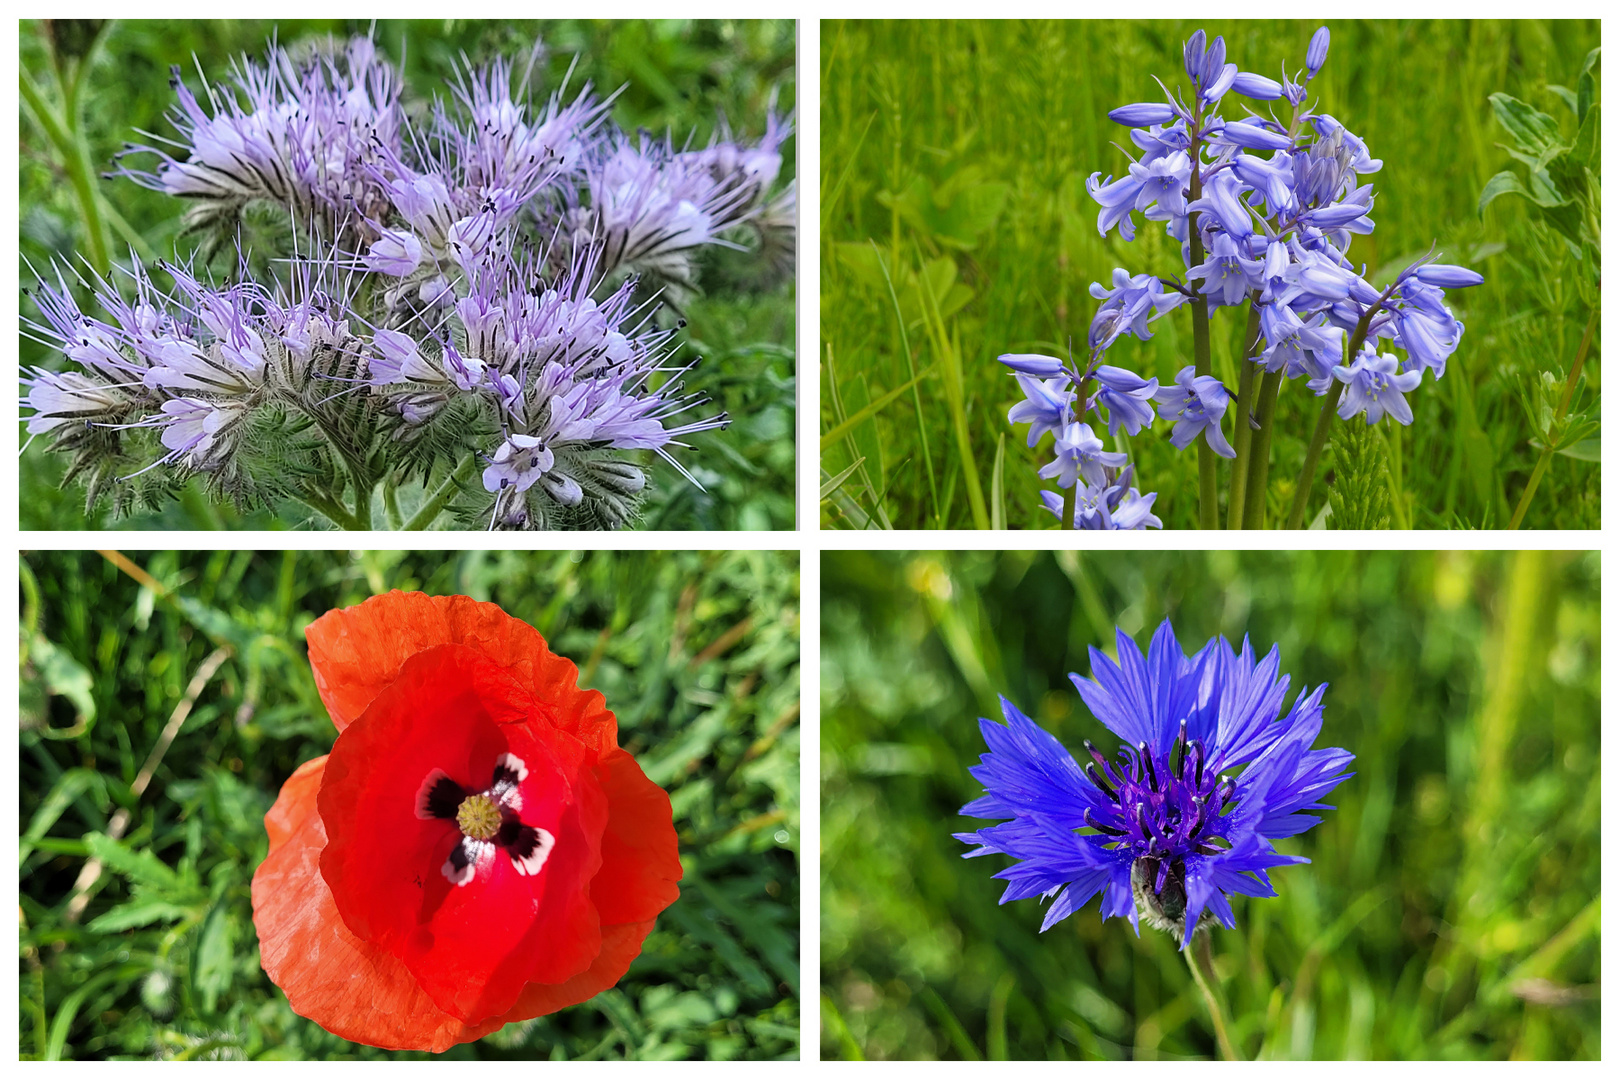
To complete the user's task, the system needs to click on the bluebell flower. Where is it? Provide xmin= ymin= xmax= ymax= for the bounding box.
xmin=1088 ymin=269 xmax=1186 ymax=352
xmin=1153 ymin=366 xmax=1236 ymax=457
xmin=998 ymin=353 xmax=1067 ymax=378
xmin=1258 ymin=304 xmax=1343 ymax=381
xmin=1187 ymin=233 xmax=1264 ymax=308
xmin=1306 ymin=27 xmax=1331 ymax=76
xmin=956 ymin=620 xmax=1353 ymax=946
xmin=1039 ymin=475 xmax=1163 ymax=530
xmin=1037 ymin=421 xmax=1128 ymax=489
xmin=1092 ymin=365 xmax=1159 ymax=436
xmin=1333 ymin=347 xmax=1423 ymax=425
xmin=1008 ymin=374 xmax=1076 ymax=448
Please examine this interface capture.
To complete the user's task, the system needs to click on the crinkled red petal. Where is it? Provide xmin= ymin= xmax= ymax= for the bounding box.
xmin=304 ymin=591 xmax=617 ymax=754
xmin=589 ymin=748 xmax=684 ymax=925
xmin=252 ymin=756 xmax=484 ymax=1053
xmin=317 ymin=645 xmax=609 ymax=1023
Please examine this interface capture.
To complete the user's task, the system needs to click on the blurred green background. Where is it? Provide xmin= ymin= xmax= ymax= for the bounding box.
xmin=821 ymin=20 xmax=1600 ymax=529
xmin=21 ymin=19 xmax=796 ymax=530
xmin=21 ymin=549 xmax=800 ymax=1059
xmin=821 ymin=550 xmax=1599 ymax=1059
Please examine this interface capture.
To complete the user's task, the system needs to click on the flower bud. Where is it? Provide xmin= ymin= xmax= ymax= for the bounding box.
xmin=1202 ymin=63 xmax=1237 ymax=103
xmin=1230 ymin=71 xmax=1284 ymax=101
xmin=1306 ymin=27 xmax=1331 ymax=75
xmin=998 ymin=353 xmax=1066 ymax=378
xmin=1108 ymin=102 xmax=1176 ymax=126
xmin=1411 ymin=263 xmax=1485 ymax=288
xmin=1214 ymin=119 xmax=1293 ymax=151
xmin=1183 ymin=30 xmax=1207 ymax=84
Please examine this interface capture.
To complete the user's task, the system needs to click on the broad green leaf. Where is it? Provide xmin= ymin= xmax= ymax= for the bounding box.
xmin=1489 ymin=92 xmax=1564 ymax=157
xmin=1570 ymin=103 xmax=1599 ymax=168
xmin=1557 ymin=438 xmax=1600 ymax=462
xmin=1478 ymin=170 xmax=1528 ymax=217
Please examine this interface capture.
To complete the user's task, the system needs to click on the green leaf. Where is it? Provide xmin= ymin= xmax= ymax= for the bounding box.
xmin=194 ymin=903 xmax=236 ymax=1013
xmin=21 ymin=769 xmax=107 ymax=865
xmin=1556 ymin=438 xmax=1600 ymax=462
xmin=1479 ymin=170 xmax=1528 ymax=217
xmin=86 ymin=898 xmax=197 ymax=933
xmin=1577 ymin=46 xmax=1600 ymax=125
xmin=1547 ymin=84 xmax=1578 ymax=114
xmin=819 ymin=457 xmax=866 ymax=501
xmin=82 ymin=832 xmax=181 ymax=892
xmin=1489 ymin=92 xmax=1564 ymax=157
xmin=1570 ymin=103 xmax=1599 ymax=168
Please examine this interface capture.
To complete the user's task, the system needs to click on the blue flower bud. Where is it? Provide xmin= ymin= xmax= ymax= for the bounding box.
xmin=1306 ymin=204 xmax=1369 ymax=228
xmin=1108 ymin=102 xmax=1177 ymax=126
xmin=1203 ymin=63 xmax=1237 ymax=103
xmin=1411 ymin=263 xmax=1485 ymax=288
xmin=1230 ymin=71 xmax=1284 ymax=101
xmin=998 ymin=353 xmax=1067 ymax=378
xmin=1183 ymin=30 xmax=1207 ymax=84
xmin=1202 ymin=36 xmax=1227 ymax=91
xmin=1216 ymin=119 xmax=1293 ymax=151
xmin=1306 ymin=27 xmax=1331 ymax=75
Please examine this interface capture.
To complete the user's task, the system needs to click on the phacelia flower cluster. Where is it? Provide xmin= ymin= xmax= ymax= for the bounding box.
xmin=1000 ymin=28 xmax=1482 ymax=527
xmin=27 ymin=34 xmax=793 ymax=530
xmin=956 ymin=620 xmax=1353 ymax=947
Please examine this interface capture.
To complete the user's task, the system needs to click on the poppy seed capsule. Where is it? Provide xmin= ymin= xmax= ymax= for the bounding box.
xmin=455 ymin=793 xmax=502 ymax=840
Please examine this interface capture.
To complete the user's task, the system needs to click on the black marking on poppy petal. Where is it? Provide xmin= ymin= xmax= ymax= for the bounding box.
xmin=490 ymin=752 xmax=528 ymax=797
xmin=415 ymin=769 xmax=465 ymax=821
xmin=501 ymin=824 xmax=555 ymax=877
xmin=442 ymin=836 xmax=489 ymax=886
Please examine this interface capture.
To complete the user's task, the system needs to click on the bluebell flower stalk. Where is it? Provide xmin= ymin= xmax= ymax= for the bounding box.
xmin=956 ymin=620 xmax=1353 ymax=947
xmin=1003 ymin=26 xmax=1485 ymax=529
xmin=26 ymin=33 xmax=792 ymax=530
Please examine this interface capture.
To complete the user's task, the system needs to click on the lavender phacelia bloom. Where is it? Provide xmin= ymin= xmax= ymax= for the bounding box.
xmin=956 ymin=620 xmax=1353 ymax=946
xmin=24 ymin=32 xmax=792 ymax=530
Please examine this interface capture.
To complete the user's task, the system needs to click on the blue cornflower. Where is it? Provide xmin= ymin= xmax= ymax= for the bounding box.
xmin=956 ymin=620 xmax=1354 ymax=947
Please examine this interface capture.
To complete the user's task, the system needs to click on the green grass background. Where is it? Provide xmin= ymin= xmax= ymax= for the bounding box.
xmin=21 ymin=549 xmax=800 ymax=1059
xmin=21 ymin=19 xmax=796 ymax=530
xmin=821 ymin=550 xmax=1598 ymax=1059
xmin=820 ymin=20 xmax=1600 ymax=529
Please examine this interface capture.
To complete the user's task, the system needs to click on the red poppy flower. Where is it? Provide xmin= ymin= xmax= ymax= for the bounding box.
xmin=251 ymin=591 xmax=682 ymax=1052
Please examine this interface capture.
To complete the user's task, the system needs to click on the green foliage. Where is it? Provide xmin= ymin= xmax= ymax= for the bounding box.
xmin=19 ymin=19 xmax=796 ymax=530
xmin=20 ymin=550 xmax=800 ymax=1059
xmin=821 ymin=20 xmax=1601 ymax=529
xmin=1326 ymin=419 xmax=1393 ymax=529
xmin=822 ymin=551 xmax=1599 ymax=1059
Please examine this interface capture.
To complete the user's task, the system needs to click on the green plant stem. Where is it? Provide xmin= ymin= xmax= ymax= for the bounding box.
xmin=19 ymin=71 xmax=111 ymax=276
xmin=383 ymin=473 xmax=404 ymax=530
xmin=1184 ymin=106 xmax=1219 ymax=530
xmin=1226 ymin=293 xmax=1263 ymax=529
xmin=347 ymin=463 xmax=374 ymax=531
xmin=1186 ymin=930 xmax=1238 ymax=1061
xmin=1062 ymin=482 xmax=1076 ymax=531
xmin=1508 ymin=302 xmax=1598 ymax=529
xmin=404 ymin=452 xmax=478 ymax=530
xmin=1286 ymin=303 xmax=1384 ymax=529
xmin=296 ymin=488 xmax=362 ymax=531
xmin=1241 ymin=372 xmax=1282 ymax=529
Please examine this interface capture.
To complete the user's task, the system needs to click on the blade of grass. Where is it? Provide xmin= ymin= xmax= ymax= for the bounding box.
xmin=916 ymin=250 xmax=989 ymax=529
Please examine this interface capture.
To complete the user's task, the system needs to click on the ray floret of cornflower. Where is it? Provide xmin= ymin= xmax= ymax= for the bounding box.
xmin=956 ymin=619 xmax=1353 ymax=947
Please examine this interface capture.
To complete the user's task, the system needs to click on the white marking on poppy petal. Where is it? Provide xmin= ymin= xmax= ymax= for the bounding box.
xmin=441 ymin=837 xmax=492 ymax=886
xmin=495 ymin=752 xmax=528 ymax=783
xmin=509 ymin=827 xmax=556 ymax=877
xmin=415 ymin=768 xmax=461 ymax=821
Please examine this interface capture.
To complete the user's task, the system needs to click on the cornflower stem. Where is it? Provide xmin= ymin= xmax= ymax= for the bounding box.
xmin=1240 ymin=371 xmax=1282 ymax=529
xmin=1507 ymin=302 xmax=1598 ymax=530
xmin=1225 ymin=292 xmax=1263 ymax=529
xmin=1186 ymin=929 xmax=1238 ymax=1061
xmin=1286 ymin=303 xmax=1384 ymax=529
xmin=404 ymin=452 xmax=479 ymax=531
xmin=1185 ymin=102 xmax=1219 ymax=530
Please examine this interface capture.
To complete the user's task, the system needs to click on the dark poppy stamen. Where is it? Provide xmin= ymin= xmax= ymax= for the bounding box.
xmin=415 ymin=769 xmax=465 ymax=821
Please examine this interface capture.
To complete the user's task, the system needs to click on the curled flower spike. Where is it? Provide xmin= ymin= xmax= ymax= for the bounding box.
xmin=252 ymin=591 xmax=681 ymax=1052
xmin=956 ymin=620 xmax=1353 ymax=947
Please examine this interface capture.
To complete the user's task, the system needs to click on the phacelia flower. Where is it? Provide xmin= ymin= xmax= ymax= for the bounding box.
xmin=252 ymin=591 xmax=681 ymax=1051
xmin=956 ymin=620 xmax=1353 ymax=947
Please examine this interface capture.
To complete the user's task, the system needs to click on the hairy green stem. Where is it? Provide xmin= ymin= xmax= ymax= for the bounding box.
xmin=1186 ymin=930 xmax=1238 ymax=1061
xmin=383 ymin=473 xmax=404 ymax=530
xmin=1226 ymin=293 xmax=1264 ymax=529
xmin=19 ymin=71 xmax=110 ymax=276
xmin=1508 ymin=302 xmax=1598 ymax=529
xmin=1241 ymin=371 xmax=1282 ymax=529
xmin=297 ymin=488 xmax=362 ymax=531
xmin=404 ymin=453 xmax=478 ymax=531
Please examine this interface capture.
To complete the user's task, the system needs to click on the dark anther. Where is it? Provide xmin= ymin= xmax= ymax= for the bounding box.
xmin=1082 ymin=739 xmax=1110 ymax=771
xmin=1085 ymin=763 xmax=1118 ymax=803
xmin=1174 ymin=719 xmax=1188 ymax=775
xmin=1084 ymin=809 xmax=1126 ymax=836
xmin=1139 ymin=741 xmax=1158 ymax=791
